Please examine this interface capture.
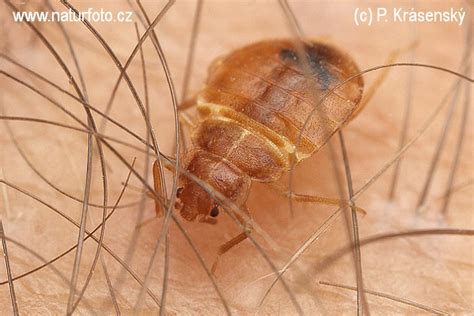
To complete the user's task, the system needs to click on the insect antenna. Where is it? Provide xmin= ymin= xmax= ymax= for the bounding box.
xmin=129 ymin=1 xmax=181 ymax=313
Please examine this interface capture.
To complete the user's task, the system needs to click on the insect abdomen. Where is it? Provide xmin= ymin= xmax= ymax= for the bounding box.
xmin=191 ymin=39 xmax=364 ymax=184
xmin=193 ymin=102 xmax=290 ymax=182
xmin=199 ymin=39 xmax=363 ymax=161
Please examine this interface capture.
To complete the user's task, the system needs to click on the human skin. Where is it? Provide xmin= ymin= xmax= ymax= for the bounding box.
xmin=0 ymin=0 xmax=472 ymax=315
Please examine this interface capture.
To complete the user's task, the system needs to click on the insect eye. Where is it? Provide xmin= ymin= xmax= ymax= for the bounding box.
xmin=210 ymin=206 xmax=219 ymax=217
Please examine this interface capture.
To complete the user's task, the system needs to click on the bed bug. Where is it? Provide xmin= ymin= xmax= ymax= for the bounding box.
xmin=154 ymin=38 xmax=397 ymax=272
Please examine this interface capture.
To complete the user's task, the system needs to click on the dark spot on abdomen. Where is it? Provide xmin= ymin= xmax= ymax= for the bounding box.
xmin=279 ymin=46 xmax=333 ymax=90
xmin=279 ymin=48 xmax=299 ymax=62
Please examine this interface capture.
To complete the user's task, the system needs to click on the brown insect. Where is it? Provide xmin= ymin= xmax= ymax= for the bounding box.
xmin=154 ymin=39 xmax=396 ymax=272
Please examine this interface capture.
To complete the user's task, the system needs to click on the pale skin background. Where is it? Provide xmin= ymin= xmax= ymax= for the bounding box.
xmin=0 ymin=0 xmax=472 ymax=315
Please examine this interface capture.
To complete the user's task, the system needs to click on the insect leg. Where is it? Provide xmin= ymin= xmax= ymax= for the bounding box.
xmin=269 ymin=183 xmax=367 ymax=215
xmin=178 ymin=94 xmax=199 ymax=127
xmin=348 ymin=41 xmax=419 ymax=121
xmin=290 ymin=193 xmax=366 ymax=216
xmin=174 ymin=95 xmax=198 ymax=154
xmin=179 ymin=111 xmax=197 ymax=130
xmin=211 ymin=207 xmax=253 ymax=274
xmin=179 ymin=94 xmax=198 ymax=111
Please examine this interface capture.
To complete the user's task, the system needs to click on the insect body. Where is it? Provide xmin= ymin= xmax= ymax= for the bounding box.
xmin=156 ymin=39 xmax=365 ymax=268
xmin=176 ymin=39 xmax=363 ymax=222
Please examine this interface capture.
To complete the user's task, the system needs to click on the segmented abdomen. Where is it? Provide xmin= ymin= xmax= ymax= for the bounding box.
xmin=193 ymin=104 xmax=290 ymax=182
xmin=192 ymin=39 xmax=363 ymax=182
